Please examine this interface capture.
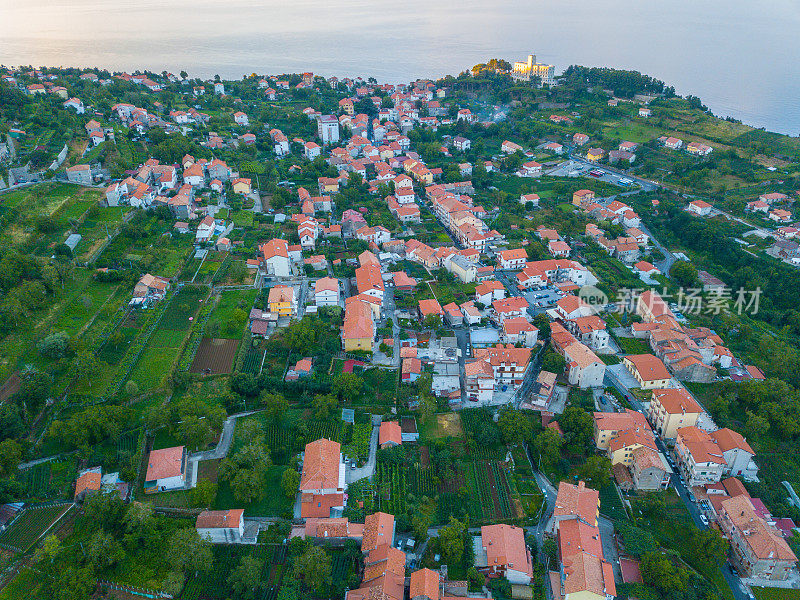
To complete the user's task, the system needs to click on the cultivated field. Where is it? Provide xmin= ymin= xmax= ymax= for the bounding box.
xmin=190 ymin=337 xmax=238 ymax=374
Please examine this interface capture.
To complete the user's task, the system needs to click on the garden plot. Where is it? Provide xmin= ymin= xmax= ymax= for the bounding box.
xmin=0 ymin=503 xmax=73 ymax=553
xmin=189 ymin=338 xmax=238 ymax=374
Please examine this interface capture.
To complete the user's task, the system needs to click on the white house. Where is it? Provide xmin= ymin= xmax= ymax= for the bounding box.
xmin=304 ymin=141 xmax=321 ymax=160
xmin=687 ymin=200 xmax=711 ymax=216
xmin=564 ymin=342 xmax=605 ymax=389
xmin=196 ymin=509 xmax=245 ymax=543
xmin=144 ymin=446 xmax=186 ymax=493
xmin=260 ymin=239 xmax=292 ymax=278
xmin=314 ymin=277 xmax=340 ymax=306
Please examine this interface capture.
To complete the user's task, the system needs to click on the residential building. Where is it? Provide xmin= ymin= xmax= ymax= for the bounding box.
xmin=299 ymin=438 xmax=345 ymax=518
xmin=144 ymin=446 xmax=186 ymax=493
xmin=674 ymin=426 xmax=726 ymax=487
xmin=648 ymin=388 xmax=704 ymax=439
xmin=688 ymin=199 xmax=711 ymax=216
xmin=196 ymin=509 xmax=245 ymax=543
xmin=317 ymin=115 xmax=340 ymax=144
xmin=66 ymin=164 xmax=93 ymax=185
xmin=593 ymin=409 xmax=650 ymax=450
xmin=711 ymin=428 xmax=758 ymax=480
xmin=497 ymin=248 xmax=528 ymax=270
xmin=379 ymin=422 xmax=402 ymax=448
xmin=623 ymin=354 xmax=672 ymax=389
xmin=548 ymin=480 xmax=600 ymax=534
xmin=268 ymin=285 xmax=297 ymax=316
xmin=718 ymin=495 xmax=797 ymax=580
xmin=476 ymin=524 xmax=534 ymax=584
xmin=314 ymin=277 xmax=340 ymax=306
xmin=563 ymin=342 xmax=605 ymax=389
xmin=342 ymin=299 xmax=374 ymax=352
xmin=259 ymin=239 xmax=291 ymax=278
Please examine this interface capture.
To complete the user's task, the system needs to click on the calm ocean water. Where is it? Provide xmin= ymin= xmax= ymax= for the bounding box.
xmin=1 ymin=0 xmax=799 ymax=134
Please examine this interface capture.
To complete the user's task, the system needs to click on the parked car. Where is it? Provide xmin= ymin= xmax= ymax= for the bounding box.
xmin=700 ymin=514 xmax=708 ymax=526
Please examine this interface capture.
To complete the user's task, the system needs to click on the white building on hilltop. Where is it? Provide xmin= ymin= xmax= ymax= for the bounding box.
xmin=511 ymin=54 xmax=555 ymax=86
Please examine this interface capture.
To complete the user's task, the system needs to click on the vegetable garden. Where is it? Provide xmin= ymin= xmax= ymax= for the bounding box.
xmin=0 ymin=503 xmax=73 ymax=553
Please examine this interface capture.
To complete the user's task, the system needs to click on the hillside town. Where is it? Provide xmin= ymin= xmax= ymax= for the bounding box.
xmin=1 ymin=56 xmax=800 ymax=600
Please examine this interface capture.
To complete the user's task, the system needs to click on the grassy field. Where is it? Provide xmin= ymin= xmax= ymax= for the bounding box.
xmin=205 ymin=288 xmax=258 ymax=339
xmin=214 ymin=464 xmax=294 ymax=517
xmin=125 ymin=286 xmax=208 ymax=393
xmin=752 ymin=588 xmax=800 ymax=600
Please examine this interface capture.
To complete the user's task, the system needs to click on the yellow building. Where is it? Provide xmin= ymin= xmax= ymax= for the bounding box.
xmin=593 ymin=409 xmax=649 ymax=450
xmin=341 ymin=299 xmax=374 ymax=352
xmin=623 ymin=354 xmax=672 ymax=389
xmin=607 ymin=428 xmax=657 ymax=466
xmin=232 ymin=177 xmax=252 ymax=195
xmin=586 ymin=148 xmax=605 ymax=163
xmin=268 ymin=285 xmax=296 ymax=316
xmin=648 ymin=388 xmax=703 ymax=439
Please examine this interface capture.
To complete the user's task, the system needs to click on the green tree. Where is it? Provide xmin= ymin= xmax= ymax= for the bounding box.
xmin=167 ymin=528 xmax=214 ymax=575
xmin=438 ymin=517 xmax=467 ymax=564
xmin=293 ymin=545 xmax=332 ymax=593
xmin=260 ymin=392 xmax=288 ymax=424
xmin=190 ymin=479 xmax=217 ymax=508
xmin=312 ymin=393 xmax=338 ymax=420
xmin=670 ymin=260 xmax=698 ymax=289
xmin=0 ymin=439 xmax=22 ymax=477
xmin=558 ymin=406 xmax=594 ymax=455
xmin=333 ymin=373 xmax=362 ymax=401
xmin=220 ymin=440 xmax=272 ymax=504
xmin=640 ymin=551 xmax=685 ymax=593
xmin=228 ymin=555 xmax=264 ymax=600
xmin=497 ymin=407 xmax=531 ymax=445
xmin=72 ymin=349 xmax=104 ymax=387
xmin=688 ymin=528 xmax=728 ymax=568
xmin=281 ymin=468 xmax=300 ymax=499
xmin=574 ymin=456 xmax=611 ymax=488
xmin=531 ymin=428 xmax=563 ymax=467
xmin=36 ymin=332 xmax=69 ymax=359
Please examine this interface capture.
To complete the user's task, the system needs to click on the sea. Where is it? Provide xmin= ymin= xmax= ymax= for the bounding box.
xmin=1 ymin=0 xmax=799 ymax=135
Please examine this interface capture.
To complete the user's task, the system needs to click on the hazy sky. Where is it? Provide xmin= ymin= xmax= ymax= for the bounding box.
xmin=2 ymin=0 xmax=799 ymax=133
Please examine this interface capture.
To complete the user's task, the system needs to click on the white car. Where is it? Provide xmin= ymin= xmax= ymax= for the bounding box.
xmin=700 ymin=514 xmax=709 ymax=526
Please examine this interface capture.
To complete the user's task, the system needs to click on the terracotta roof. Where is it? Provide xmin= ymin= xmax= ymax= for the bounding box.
xmin=300 ymin=439 xmax=341 ymax=490
xmin=625 ymin=354 xmax=671 ymax=381
xmin=145 ymin=446 xmax=184 ymax=481
xmin=562 ymin=551 xmax=616 ymax=598
xmin=409 ymin=568 xmax=440 ymax=600
xmin=651 ymin=388 xmax=703 ymax=415
xmin=558 ymin=517 xmax=602 ymax=560
xmin=75 ymin=470 xmax=102 ymax=498
xmin=260 ymin=238 xmax=289 ymax=260
xmin=379 ymin=422 xmax=403 ymax=446
xmin=268 ymin=285 xmax=294 ymax=304
xmin=677 ymin=426 xmax=726 ymax=465
xmin=196 ymin=509 xmax=244 ymax=529
xmin=418 ymin=298 xmax=443 ymax=317
xmin=711 ymin=428 xmax=755 ymax=456
xmin=481 ymin=524 xmax=533 ymax=579
xmin=553 ymin=481 xmax=599 ymax=524
xmin=343 ymin=299 xmax=374 ymax=340
xmin=564 ymin=342 xmax=602 ymax=370
xmin=593 ymin=409 xmax=649 ymax=433
xmin=315 ymin=277 xmax=339 ymax=294
xmin=720 ymin=495 xmax=796 ymax=561
xmin=362 ymin=512 xmax=395 ymax=553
